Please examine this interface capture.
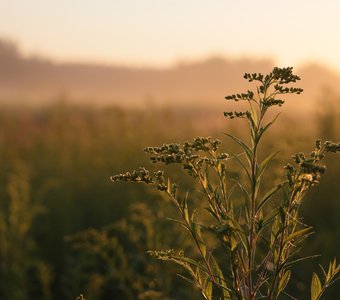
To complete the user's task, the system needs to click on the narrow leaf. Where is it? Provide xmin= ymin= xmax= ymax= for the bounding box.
xmin=230 ymin=152 xmax=252 ymax=182
xmin=174 ymin=255 xmax=204 ymax=270
xmin=248 ymin=99 xmax=258 ymax=126
xmin=256 ymin=151 xmax=279 ymax=181
xmin=284 ymin=228 xmax=312 ymax=245
xmin=205 ymin=207 xmax=220 ymax=222
xmin=258 ymin=113 xmax=281 ymax=141
xmin=256 ymin=182 xmax=285 ymax=214
xmin=278 ymin=270 xmax=291 ymax=294
xmin=284 ymin=255 xmax=320 ymax=269
xmin=311 ymin=273 xmax=322 ymax=300
xmin=177 ymin=274 xmax=198 ymax=288
xmin=191 ymin=214 xmax=207 ymax=258
xmin=210 ymin=256 xmax=232 ymax=298
xmin=167 ymin=177 xmax=171 ymax=194
xmin=182 ymin=192 xmax=190 ymax=224
xmin=205 ymin=280 xmax=213 ymax=300
xmin=224 ymin=133 xmax=253 ymax=165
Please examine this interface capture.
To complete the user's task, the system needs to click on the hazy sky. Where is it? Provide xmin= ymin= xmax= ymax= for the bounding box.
xmin=1 ymin=1 xmax=340 ymax=70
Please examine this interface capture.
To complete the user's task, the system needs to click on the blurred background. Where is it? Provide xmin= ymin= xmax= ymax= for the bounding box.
xmin=0 ymin=1 xmax=339 ymax=299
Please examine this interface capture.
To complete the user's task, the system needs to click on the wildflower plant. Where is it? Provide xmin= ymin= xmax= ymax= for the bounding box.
xmin=111 ymin=67 xmax=340 ymax=299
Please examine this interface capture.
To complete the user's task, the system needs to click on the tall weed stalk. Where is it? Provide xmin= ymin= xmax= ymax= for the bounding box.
xmin=112 ymin=67 xmax=340 ymax=300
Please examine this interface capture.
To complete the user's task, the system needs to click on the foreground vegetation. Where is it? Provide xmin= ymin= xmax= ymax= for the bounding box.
xmin=112 ymin=68 xmax=340 ymax=299
xmin=0 ymin=80 xmax=339 ymax=299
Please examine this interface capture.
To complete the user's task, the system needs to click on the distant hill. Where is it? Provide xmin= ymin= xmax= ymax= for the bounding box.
xmin=0 ymin=39 xmax=340 ymax=111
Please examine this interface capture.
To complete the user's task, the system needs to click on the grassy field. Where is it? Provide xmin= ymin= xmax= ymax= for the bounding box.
xmin=0 ymin=99 xmax=339 ymax=299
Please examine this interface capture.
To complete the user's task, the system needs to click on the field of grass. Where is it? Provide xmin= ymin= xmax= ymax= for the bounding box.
xmin=0 ymin=96 xmax=339 ymax=299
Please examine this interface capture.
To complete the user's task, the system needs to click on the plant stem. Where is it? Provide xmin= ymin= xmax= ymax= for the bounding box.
xmin=167 ymin=191 xmax=225 ymax=299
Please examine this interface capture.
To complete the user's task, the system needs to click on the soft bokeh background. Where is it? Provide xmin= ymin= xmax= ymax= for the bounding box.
xmin=0 ymin=1 xmax=339 ymax=299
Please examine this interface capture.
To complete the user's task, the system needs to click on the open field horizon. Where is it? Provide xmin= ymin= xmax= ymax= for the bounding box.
xmin=1 ymin=39 xmax=340 ymax=117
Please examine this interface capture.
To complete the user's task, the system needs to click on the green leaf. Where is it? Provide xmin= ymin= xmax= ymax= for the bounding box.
xmin=166 ymin=217 xmax=186 ymax=227
xmin=278 ymin=205 xmax=286 ymax=224
xmin=311 ymin=273 xmax=322 ymax=300
xmin=324 ymin=258 xmax=340 ymax=284
xmin=191 ymin=213 xmax=207 ymax=258
xmin=210 ymin=256 xmax=228 ymax=291
xmin=319 ymin=264 xmax=327 ymax=280
xmin=205 ymin=280 xmax=212 ymax=300
xmin=202 ymin=172 xmax=208 ymax=189
xmin=182 ymin=192 xmax=190 ymax=224
xmin=282 ymin=255 xmax=320 ymax=271
xmin=256 ymin=182 xmax=285 ymax=214
xmin=248 ymin=99 xmax=258 ymax=126
xmin=195 ymin=266 xmax=202 ymax=284
xmin=209 ymin=257 xmax=232 ymax=298
xmin=331 ymin=258 xmax=337 ymax=276
xmin=257 ymin=113 xmax=281 ymax=142
xmin=262 ymin=208 xmax=278 ymax=228
xmin=278 ymin=270 xmax=291 ymax=295
xmin=256 ymin=151 xmax=279 ymax=181
xmin=227 ymin=216 xmax=249 ymax=254
xmin=230 ymin=152 xmax=252 ymax=182
xmin=224 ymin=133 xmax=253 ymax=165
xmin=210 ymin=255 xmax=230 ymax=299
xmin=177 ymin=274 xmax=198 ymax=288
xmin=230 ymin=235 xmax=238 ymax=251
xmin=205 ymin=207 xmax=220 ymax=222
xmin=284 ymin=227 xmax=312 ymax=245
xmin=173 ymin=254 xmax=204 ymax=270
xmin=167 ymin=177 xmax=172 ymax=194
xmin=271 ymin=218 xmax=280 ymax=246
xmin=232 ymin=179 xmax=251 ymax=207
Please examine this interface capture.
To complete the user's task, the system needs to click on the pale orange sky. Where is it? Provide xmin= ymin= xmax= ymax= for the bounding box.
xmin=1 ymin=1 xmax=340 ymax=71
